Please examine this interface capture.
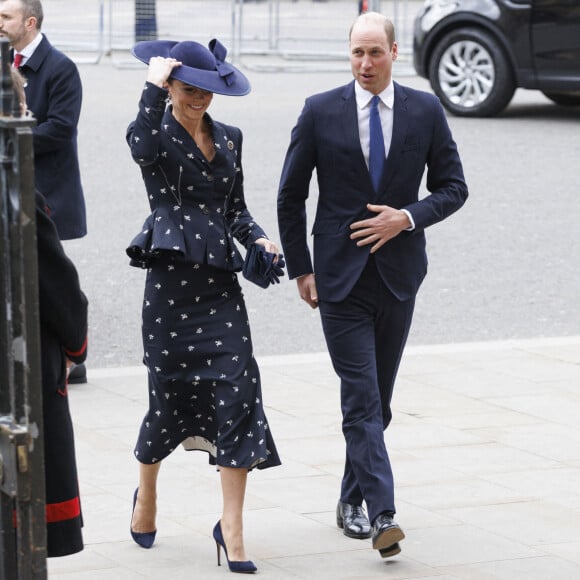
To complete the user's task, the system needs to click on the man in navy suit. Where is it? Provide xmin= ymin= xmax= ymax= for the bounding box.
xmin=1 ymin=0 xmax=88 ymax=383
xmin=277 ymin=12 xmax=468 ymax=558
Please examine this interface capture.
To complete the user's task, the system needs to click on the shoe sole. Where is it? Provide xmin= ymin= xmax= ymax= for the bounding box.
xmin=379 ymin=542 xmax=401 ymax=558
xmin=372 ymin=527 xmax=405 ymax=551
xmin=336 ymin=515 xmax=372 ymax=540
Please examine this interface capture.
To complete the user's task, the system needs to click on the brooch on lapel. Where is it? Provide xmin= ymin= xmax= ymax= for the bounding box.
xmin=227 ymin=140 xmax=234 ymax=151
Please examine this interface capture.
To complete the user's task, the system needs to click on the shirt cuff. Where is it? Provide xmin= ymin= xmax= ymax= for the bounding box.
xmin=401 ymin=209 xmax=415 ymax=231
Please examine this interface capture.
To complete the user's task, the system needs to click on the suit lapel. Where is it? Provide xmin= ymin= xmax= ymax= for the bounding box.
xmin=340 ymin=82 xmax=369 ymax=176
xmin=376 ymin=82 xmax=408 ymax=198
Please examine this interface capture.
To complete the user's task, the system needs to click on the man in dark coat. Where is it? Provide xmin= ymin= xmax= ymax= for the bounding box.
xmin=1 ymin=0 xmax=87 ymax=240
xmin=1 ymin=0 xmax=89 ymax=383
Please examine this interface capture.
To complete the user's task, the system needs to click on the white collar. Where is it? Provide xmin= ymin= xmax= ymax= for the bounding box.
xmin=17 ymin=32 xmax=43 ymax=59
xmin=355 ymin=80 xmax=395 ymax=110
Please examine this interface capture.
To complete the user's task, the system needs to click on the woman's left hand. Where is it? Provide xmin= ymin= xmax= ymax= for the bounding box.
xmin=255 ymin=237 xmax=280 ymax=257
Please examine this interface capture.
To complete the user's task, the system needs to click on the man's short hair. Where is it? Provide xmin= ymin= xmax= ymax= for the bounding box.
xmin=349 ymin=12 xmax=396 ymax=47
xmin=14 ymin=0 xmax=44 ymax=30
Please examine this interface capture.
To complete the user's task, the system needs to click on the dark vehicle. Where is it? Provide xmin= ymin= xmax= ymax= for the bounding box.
xmin=413 ymin=0 xmax=580 ymax=117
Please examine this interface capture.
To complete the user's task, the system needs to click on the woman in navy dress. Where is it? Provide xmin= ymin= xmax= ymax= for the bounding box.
xmin=126 ymin=39 xmax=281 ymax=572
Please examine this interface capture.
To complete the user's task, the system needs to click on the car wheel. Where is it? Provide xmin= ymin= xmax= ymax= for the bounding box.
xmin=428 ymin=28 xmax=515 ymax=117
xmin=542 ymin=92 xmax=580 ymax=107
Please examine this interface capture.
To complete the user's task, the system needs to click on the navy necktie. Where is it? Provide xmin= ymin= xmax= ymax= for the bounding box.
xmin=369 ymin=95 xmax=385 ymax=192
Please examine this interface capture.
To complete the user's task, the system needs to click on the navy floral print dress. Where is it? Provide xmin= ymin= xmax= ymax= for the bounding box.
xmin=126 ymin=82 xmax=280 ymax=471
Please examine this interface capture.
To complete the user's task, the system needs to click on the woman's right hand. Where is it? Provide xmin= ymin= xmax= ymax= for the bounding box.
xmin=146 ymin=56 xmax=182 ymax=89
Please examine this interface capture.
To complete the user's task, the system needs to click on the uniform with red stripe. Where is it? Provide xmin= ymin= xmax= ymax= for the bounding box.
xmin=36 ymin=192 xmax=88 ymax=557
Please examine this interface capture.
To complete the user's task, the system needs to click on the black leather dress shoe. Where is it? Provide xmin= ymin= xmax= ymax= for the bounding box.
xmin=336 ymin=501 xmax=372 ymax=539
xmin=68 ymin=363 xmax=87 ymax=384
xmin=371 ymin=513 xmax=405 ymax=552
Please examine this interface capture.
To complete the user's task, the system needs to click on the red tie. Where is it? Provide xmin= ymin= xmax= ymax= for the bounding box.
xmin=13 ymin=53 xmax=23 ymax=68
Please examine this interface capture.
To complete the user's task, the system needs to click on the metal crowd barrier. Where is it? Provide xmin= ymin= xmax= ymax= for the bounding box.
xmin=41 ymin=0 xmax=419 ymax=70
xmin=0 ymin=39 xmax=47 ymax=579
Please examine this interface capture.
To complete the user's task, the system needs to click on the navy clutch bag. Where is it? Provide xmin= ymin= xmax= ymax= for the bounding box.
xmin=242 ymin=243 xmax=286 ymax=289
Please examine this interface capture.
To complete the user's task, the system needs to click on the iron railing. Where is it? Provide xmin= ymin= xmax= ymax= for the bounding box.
xmin=0 ymin=38 xmax=47 ymax=580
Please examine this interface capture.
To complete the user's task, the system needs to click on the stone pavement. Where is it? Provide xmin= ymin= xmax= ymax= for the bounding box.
xmin=47 ymin=336 xmax=580 ymax=579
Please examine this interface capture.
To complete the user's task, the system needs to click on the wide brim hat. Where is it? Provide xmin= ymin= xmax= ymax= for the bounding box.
xmin=132 ymin=38 xmax=251 ymax=96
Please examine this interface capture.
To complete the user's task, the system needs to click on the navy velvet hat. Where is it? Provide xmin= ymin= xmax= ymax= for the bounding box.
xmin=132 ymin=38 xmax=251 ymax=96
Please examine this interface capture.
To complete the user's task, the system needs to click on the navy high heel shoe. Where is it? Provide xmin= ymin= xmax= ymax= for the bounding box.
xmin=212 ymin=520 xmax=257 ymax=574
xmin=130 ymin=488 xmax=157 ymax=549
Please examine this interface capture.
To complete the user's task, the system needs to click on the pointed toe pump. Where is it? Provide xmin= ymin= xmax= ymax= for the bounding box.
xmin=130 ymin=488 xmax=157 ymax=549
xmin=213 ymin=520 xmax=257 ymax=574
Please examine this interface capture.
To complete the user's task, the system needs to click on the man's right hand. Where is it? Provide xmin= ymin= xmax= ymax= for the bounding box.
xmin=296 ymin=273 xmax=318 ymax=309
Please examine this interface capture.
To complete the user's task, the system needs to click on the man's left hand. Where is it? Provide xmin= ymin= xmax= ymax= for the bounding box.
xmin=350 ymin=203 xmax=410 ymax=253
